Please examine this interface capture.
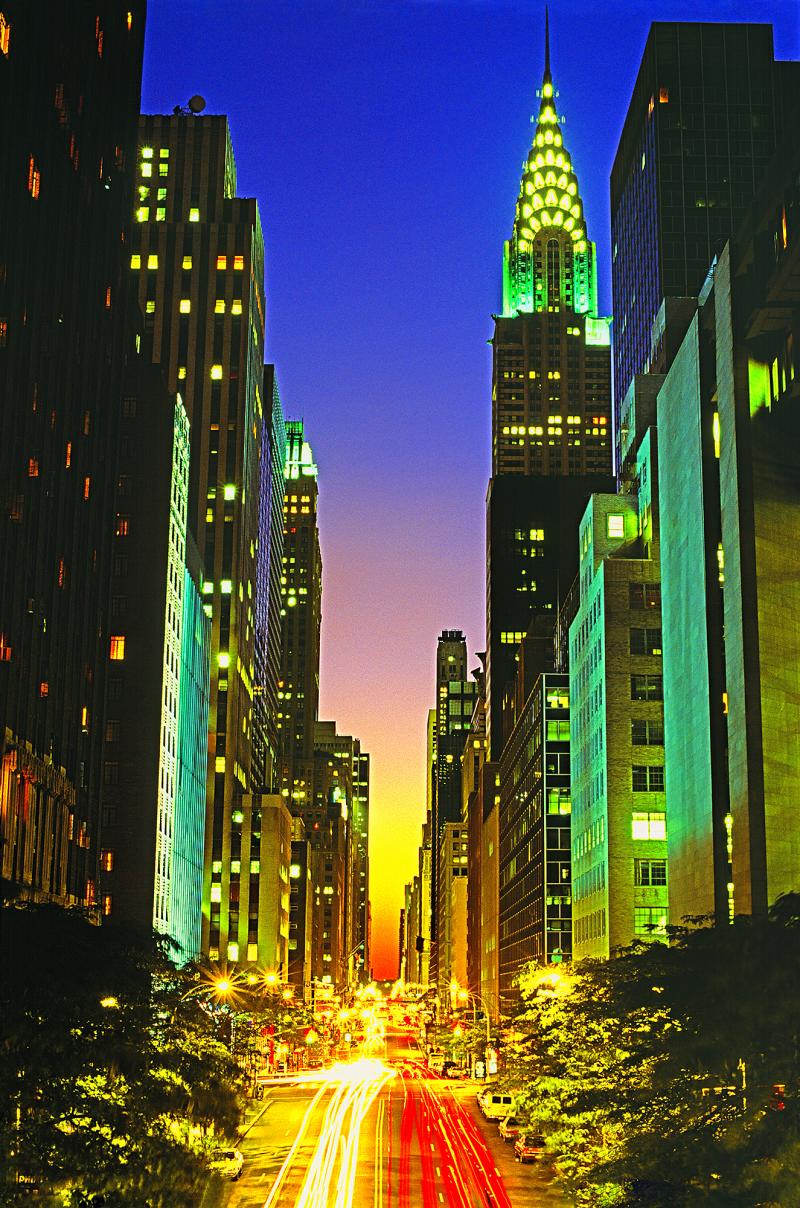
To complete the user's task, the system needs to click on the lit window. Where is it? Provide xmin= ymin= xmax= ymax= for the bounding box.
xmin=202 ymin=581 xmax=214 ymax=595
xmin=210 ymin=884 xmax=221 ymax=903
xmin=136 ymin=207 xmax=149 ymax=222
xmin=247 ymin=943 xmax=258 ymax=962
xmin=27 ymin=156 xmax=41 ymax=199
xmin=0 ymin=12 xmax=11 ymax=56
xmin=109 ymin=635 xmax=125 ymax=660
xmin=182 ymin=255 xmax=192 ymax=270
xmin=659 ymin=86 xmax=669 ymax=103
xmin=214 ymin=299 xmax=225 ymax=313
xmin=216 ymin=255 xmax=227 ymax=269
xmin=115 ymin=515 xmax=129 ymax=537
xmin=250 ymin=860 xmax=260 ymax=873
xmin=144 ymin=300 xmax=155 ymax=314
xmin=230 ymin=860 xmax=241 ymax=874
xmin=233 ymin=254 xmax=244 ymax=270
xmin=210 ymin=364 xmax=223 ymax=380
xmin=223 ymin=483 xmax=236 ymax=500
xmin=40 ymin=681 xmax=48 ymax=697
xmin=102 ymin=895 xmax=112 ymax=917
xmin=631 ymin=811 xmax=666 ymax=841
xmin=231 ymin=299 xmax=242 ymax=315
xmin=141 ymin=147 xmax=153 ymax=158
xmin=147 ymin=254 xmax=158 ymax=270
xmin=177 ymin=366 xmax=186 ymax=379
xmin=227 ymin=942 xmax=239 ymax=962
xmin=130 ymin=254 xmax=141 ymax=268
xmin=179 ymin=299 xmax=191 ymax=314
xmin=158 ymin=163 xmax=168 ymax=177
xmin=100 ymin=850 xmax=114 ymax=872
xmin=215 ymin=756 xmax=225 ymax=773
xmin=155 ymin=207 xmax=166 ymax=221
xmin=607 ymin=514 xmax=625 ymax=539
xmin=221 ymin=579 xmax=232 ymax=594
xmin=141 ymin=162 xmax=152 ymax=177
xmin=28 ymin=458 xmax=39 ymax=477
xmin=189 ymin=207 xmax=200 ymax=222
xmin=218 ymin=652 xmax=230 ymax=668
xmin=83 ymin=476 xmax=91 ymax=500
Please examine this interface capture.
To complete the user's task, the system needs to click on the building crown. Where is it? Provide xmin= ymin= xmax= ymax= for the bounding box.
xmin=502 ymin=8 xmax=597 ymax=318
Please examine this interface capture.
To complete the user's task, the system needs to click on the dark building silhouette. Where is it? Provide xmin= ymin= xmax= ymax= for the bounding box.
xmin=0 ymin=2 xmax=146 ymax=906
xmin=610 ymin=21 xmax=800 ymax=445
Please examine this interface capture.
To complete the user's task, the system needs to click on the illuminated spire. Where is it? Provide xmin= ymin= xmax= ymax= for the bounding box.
xmin=502 ymin=11 xmax=597 ymax=317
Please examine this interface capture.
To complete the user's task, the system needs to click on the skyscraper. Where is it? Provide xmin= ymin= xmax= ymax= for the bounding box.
xmin=252 ymin=365 xmax=286 ymax=795
xmin=430 ymin=631 xmax=477 ymax=983
xmin=0 ymin=2 xmax=146 ymax=907
xmin=485 ymin=18 xmax=613 ymax=758
xmin=129 ymin=113 xmax=266 ymax=966
xmin=278 ymin=421 xmax=322 ymax=812
xmin=610 ymin=21 xmax=800 ymax=442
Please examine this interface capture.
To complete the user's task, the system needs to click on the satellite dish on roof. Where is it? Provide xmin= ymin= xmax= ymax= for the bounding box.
xmin=188 ymin=95 xmax=206 ymax=114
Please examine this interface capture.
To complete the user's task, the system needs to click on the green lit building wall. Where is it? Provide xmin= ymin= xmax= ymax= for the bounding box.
xmin=657 ymin=125 xmax=800 ymax=920
xmin=173 ymin=552 xmax=211 ymax=961
xmin=569 ymin=461 xmax=667 ymax=961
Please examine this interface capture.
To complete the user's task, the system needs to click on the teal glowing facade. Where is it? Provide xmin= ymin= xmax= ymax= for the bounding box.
xmin=173 ymin=560 xmax=211 ymax=961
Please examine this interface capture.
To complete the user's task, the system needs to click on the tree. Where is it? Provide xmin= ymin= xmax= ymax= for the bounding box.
xmin=0 ymin=903 xmax=243 ymax=1206
xmin=502 ymin=897 xmax=800 ymax=1206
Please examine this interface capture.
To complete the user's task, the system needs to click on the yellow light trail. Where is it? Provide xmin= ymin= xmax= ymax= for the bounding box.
xmin=286 ymin=1059 xmax=395 ymax=1208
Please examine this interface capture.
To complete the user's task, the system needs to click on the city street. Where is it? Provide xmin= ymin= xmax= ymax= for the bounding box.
xmin=224 ymin=1027 xmax=566 ymax=1208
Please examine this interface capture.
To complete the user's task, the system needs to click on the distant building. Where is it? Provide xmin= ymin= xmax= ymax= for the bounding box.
xmin=278 ymin=422 xmax=322 ymax=813
xmin=288 ymin=817 xmax=313 ymax=1001
xmin=252 ymin=366 xmax=286 ymax=795
xmin=436 ymin=822 xmax=468 ymax=992
xmin=430 ymin=631 xmax=477 ymax=984
xmin=499 ymin=672 xmax=571 ymax=1005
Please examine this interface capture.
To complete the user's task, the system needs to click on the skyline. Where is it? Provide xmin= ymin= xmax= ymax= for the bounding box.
xmin=142 ymin=0 xmax=800 ymax=978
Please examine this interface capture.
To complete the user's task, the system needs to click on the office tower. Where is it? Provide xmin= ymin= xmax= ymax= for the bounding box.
xmin=0 ymin=3 xmax=145 ymax=905
xmin=463 ymin=682 xmax=488 ymax=1002
xmin=486 ymin=18 xmax=613 ymax=757
xmin=288 ymin=816 xmax=313 ymax=1001
xmin=98 ymin=363 xmax=210 ymax=960
xmin=498 ymin=671 xmax=571 ymax=1004
xmin=129 ymin=113 xmax=266 ymax=966
xmin=569 ymin=446 xmax=667 ymax=961
xmin=312 ymin=722 xmax=369 ymax=986
xmin=658 ymin=119 xmax=799 ymax=923
xmin=309 ymin=734 xmax=352 ymax=991
xmin=418 ymin=810 xmax=433 ymax=988
xmin=430 ymin=631 xmax=477 ymax=985
xmin=436 ymin=821 xmax=468 ymax=991
xmin=278 ymin=421 xmax=322 ymax=811
xmin=611 ymin=21 xmax=800 ymax=444
xmin=397 ymin=909 xmax=406 ymax=982
xmin=352 ymin=747 xmax=370 ymax=981
xmin=252 ymin=366 xmax=286 ymax=795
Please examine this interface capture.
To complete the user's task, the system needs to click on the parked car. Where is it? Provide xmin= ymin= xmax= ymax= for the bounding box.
xmin=498 ymin=1115 xmax=522 ymax=1142
xmin=210 ymin=1148 xmax=244 ymax=1180
xmin=514 ymin=1133 xmax=546 ymax=1163
xmin=479 ymin=1092 xmax=515 ymax=1121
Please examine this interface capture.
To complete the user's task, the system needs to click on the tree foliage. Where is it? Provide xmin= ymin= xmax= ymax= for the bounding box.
xmin=0 ymin=903 xmax=243 ymax=1206
xmin=503 ymin=897 xmax=800 ymax=1206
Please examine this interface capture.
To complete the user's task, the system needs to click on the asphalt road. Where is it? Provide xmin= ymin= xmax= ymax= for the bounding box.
xmin=223 ymin=1025 xmax=568 ymax=1208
